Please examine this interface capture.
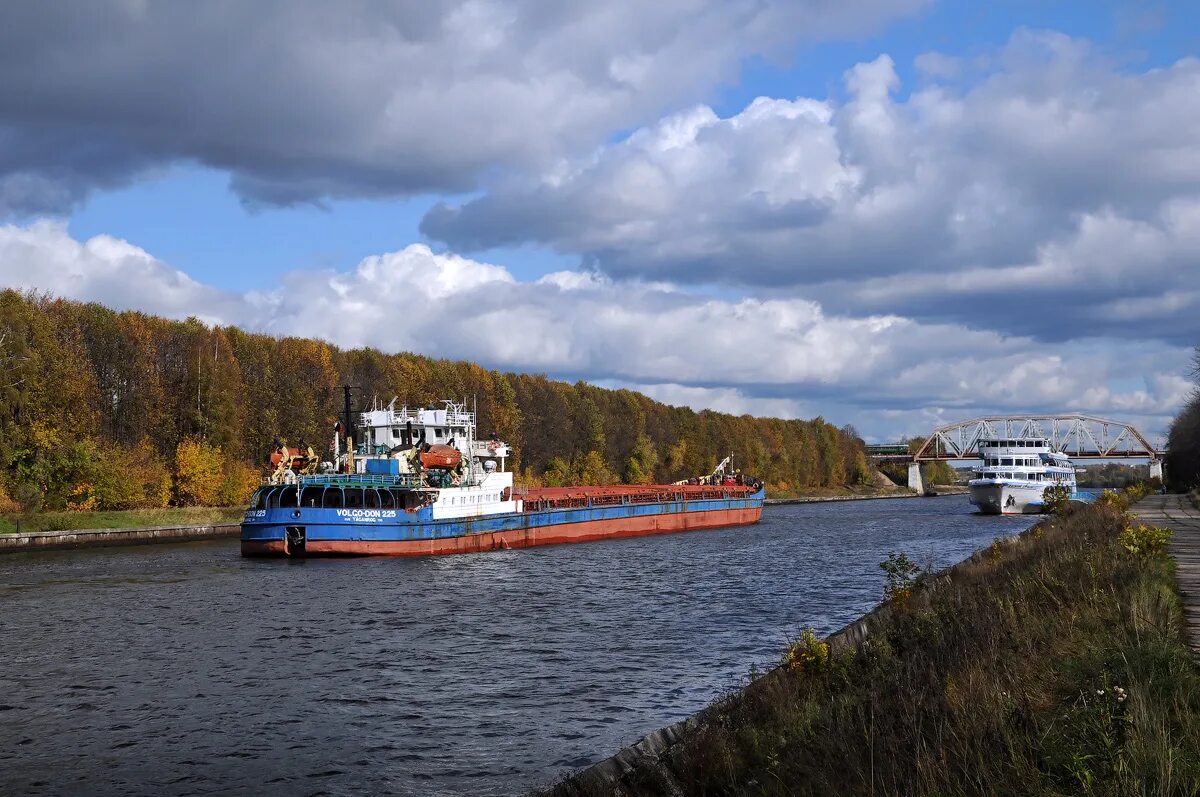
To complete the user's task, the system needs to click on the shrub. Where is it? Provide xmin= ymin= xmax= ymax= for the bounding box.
xmin=1043 ymin=484 xmax=1073 ymax=514
xmin=218 ymin=459 xmax=261 ymax=507
xmin=1125 ymin=481 xmax=1151 ymax=502
xmin=13 ymin=423 xmax=103 ymax=511
xmin=880 ymin=551 xmax=923 ymax=603
xmin=1095 ymin=489 xmax=1129 ymax=512
xmin=8 ymin=481 xmax=43 ymax=513
xmin=1118 ymin=523 xmax=1172 ymax=557
xmin=66 ymin=481 xmax=98 ymax=512
xmin=130 ymin=439 xmax=172 ymax=509
xmin=174 ymin=438 xmax=224 ymax=506
xmin=0 ymin=482 xmax=19 ymax=514
xmin=782 ymin=628 xmax=830 ymax=674
xmin=90 ymin=439 xmax=172 ymax=510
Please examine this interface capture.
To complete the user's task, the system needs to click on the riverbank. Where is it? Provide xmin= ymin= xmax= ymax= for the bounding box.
xmin=765 ymin=493 xmax=915 ymax=505
xmin=764 ymin=484 xmax=914 ymax=503
xmin=765 ymin=486 xmax=968 ymax=505
xmin=0 ymin=506 xmax=245 ymax=535
xmin=0 ymin=522 xmax=241 ymax=554
xmin=544 ymin=491 xmax=1200 ymax=796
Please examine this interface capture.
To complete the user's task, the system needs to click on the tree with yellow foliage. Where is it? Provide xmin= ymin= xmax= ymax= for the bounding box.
xmin=174 ymin=438 xmax=224 ymax=507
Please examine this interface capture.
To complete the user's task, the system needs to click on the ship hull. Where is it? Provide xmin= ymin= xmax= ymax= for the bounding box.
xmin=241 ymin=490 xmax=764 ymax=557
xmin=969 ymin=481 xmax=1048 ymax=515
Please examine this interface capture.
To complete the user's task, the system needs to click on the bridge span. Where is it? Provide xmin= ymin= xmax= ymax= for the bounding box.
xmin=869 ymin=414 xmax=1163 ymax=492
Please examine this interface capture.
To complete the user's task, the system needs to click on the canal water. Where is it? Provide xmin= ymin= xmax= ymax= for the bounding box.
xmin=0 ymin=496 xmax=1036 ymax=796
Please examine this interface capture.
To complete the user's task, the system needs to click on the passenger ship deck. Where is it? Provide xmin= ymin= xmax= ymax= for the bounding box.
xmin=968 ymin=437 xmax=1078 ymax=514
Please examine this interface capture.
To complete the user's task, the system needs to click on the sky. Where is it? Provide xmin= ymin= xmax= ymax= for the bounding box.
xmin=1 ymin=0 xmax=1198 ymax=444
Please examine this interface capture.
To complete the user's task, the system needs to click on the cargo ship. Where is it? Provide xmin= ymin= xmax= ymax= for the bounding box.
xmin=241 ymin=398 xmax=764 ymax=557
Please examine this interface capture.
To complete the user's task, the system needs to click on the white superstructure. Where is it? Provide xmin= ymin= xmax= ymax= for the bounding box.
xmin=353 ymin=398 xmax=520 ymax=520
xmin=968 ymin=437 xmax=1077 ymax=514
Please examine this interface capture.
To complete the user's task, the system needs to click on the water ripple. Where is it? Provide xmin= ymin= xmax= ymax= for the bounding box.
xmin=0 ymin=496 xmax=1033 ymax=796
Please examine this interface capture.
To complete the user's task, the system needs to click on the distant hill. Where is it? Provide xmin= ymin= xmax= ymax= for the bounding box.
xmin=0 ymin=290 xmax=870 ymax=511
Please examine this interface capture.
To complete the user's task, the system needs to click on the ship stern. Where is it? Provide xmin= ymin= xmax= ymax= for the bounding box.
xmin=240 ymin=514 xmax=299 ymax=557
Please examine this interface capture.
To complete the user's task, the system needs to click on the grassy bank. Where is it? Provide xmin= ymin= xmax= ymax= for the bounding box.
xmin=764 ymin=484 xmax=914 ymax=500
xmin=0 ymin=506 xmax=244 ymax=535
xmin=555 ymin=493 xmax=1200 ymax=796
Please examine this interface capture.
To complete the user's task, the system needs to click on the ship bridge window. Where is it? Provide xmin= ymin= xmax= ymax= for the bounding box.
xmin=392 ymin=429 xmax=401 ymax=439
xmin=395 ymin=491 xmax=422 ymax=511
xmin=300 ymin=486 xmax=323 ymax=507
xmin=277 ymin=486 xmax=298 ymax=508
xmin=322 ymin=488 xmax=344 ymax=509
xmin=1002 ymin=458 xmax=1013 ymax=466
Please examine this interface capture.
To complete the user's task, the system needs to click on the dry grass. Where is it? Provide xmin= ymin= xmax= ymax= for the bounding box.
xmin=0 ymin=506 xmax=244 ymax=534
xmin=551 ymin=494 xmax=1200 ymax=796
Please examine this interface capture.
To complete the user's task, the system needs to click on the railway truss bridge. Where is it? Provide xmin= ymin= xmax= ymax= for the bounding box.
xmin=865 ymin=414 xmax=1164 ymax=493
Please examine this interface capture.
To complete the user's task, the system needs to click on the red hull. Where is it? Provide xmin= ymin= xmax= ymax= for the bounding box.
xmin=242 ymin=539 xmax=289 ymax=556
xmin=241 ymin=506 xmax=761 ymax=557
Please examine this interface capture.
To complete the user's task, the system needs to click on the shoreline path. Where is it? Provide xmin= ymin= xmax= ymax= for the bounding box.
xmin=1137 ymin=493 xmax=1200 ymax=659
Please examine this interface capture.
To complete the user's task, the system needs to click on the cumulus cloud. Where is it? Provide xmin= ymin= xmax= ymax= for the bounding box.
xmin=0 ymin=219 xmax=233 ymax=322
xmin=0 ymin=220 xmax=1190 ymax=442
xmin=0 ymin=0 xmax=926 ymax=214
xmin=827 ymin=201 xmax=1200 ymax=344
xmin=422 ymin=30 xmax=1200 ymax=343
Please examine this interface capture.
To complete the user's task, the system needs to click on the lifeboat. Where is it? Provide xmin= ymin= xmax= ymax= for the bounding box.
xmin=270 ymin=447 xmax=307 ymax=471
xmin=420 ymin=444 xmax=462 ymax=470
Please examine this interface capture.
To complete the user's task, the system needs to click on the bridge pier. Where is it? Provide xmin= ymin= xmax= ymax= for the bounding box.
xmin=1150 ymin=460 xmax=1163 ymax=482
xmin=907 ymin=463 xmax=924 ymax=494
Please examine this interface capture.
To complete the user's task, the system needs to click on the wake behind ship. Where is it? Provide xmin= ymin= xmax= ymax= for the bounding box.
xmin=241 ymin=399 xmax=763 ymax=557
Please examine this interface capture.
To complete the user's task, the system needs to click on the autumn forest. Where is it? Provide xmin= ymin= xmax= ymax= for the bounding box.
xmin=0 ymin=291 xmax=875 ymax=514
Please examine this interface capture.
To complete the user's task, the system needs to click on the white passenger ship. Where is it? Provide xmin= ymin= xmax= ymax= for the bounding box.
xmin=968 ymin=437 xmax=1078 ymax=514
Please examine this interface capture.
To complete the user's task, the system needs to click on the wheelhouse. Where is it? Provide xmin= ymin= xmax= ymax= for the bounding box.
xmin=249 ymin=484 xmax=433 ymax=511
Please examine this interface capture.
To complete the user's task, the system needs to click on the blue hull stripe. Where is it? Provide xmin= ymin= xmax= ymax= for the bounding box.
xmin=242 ymin=489 xmax=766 ymax=543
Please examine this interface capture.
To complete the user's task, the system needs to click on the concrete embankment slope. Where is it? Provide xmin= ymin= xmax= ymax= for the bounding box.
xmin=763 ymin=492 xmax=917 ymax=505
xmin=0 ymin=523 xmax=240 ymax=554
xmin=1136 ymin=493 xmax=1200 ymax=659
xmin=764 ymin=487 xmax=967 ymax=506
